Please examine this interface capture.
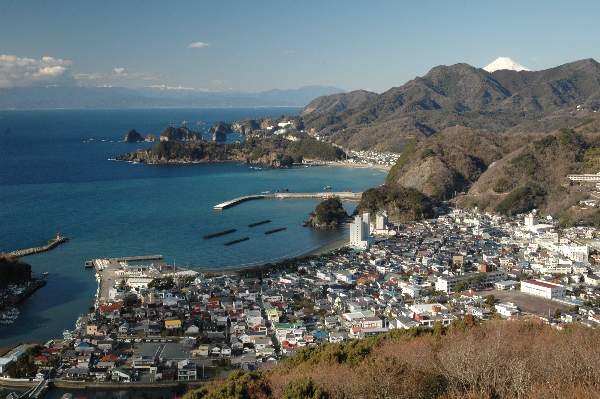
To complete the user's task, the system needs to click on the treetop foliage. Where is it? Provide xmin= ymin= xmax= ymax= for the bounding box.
xmin=0 ymin=256 xmax=32 ymax=289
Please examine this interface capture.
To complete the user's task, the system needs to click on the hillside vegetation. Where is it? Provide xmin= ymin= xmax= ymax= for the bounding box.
xmin=304 ymin=197 xmax=349 ymax=228
xmin=0 ymin=257 xmax=32 ymax=289
xmin=355 ymin=184 xmax=434 ymax=222
xmin=182 ymin=320 xmax=600 ymax=399
xmin=378 ymin=115 xmax=600 ymax=226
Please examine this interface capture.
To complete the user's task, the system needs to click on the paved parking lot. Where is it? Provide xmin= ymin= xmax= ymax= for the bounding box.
xmin=482 ymin=288 xmax=571 ymax=316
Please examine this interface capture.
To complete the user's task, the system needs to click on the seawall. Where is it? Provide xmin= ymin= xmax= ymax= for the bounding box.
xmin=7 ymin=237 xmax=69 ymax=259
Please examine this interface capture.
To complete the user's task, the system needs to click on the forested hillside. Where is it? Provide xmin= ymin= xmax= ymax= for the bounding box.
xmin=299 ymin=59 xmax=600 ymax=152
xmin=182 ymin=321 xmax=600 ymax=399
xmin=380 ymin=115 xmax=600 ymax=226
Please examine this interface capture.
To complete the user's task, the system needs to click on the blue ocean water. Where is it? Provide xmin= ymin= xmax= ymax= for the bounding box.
xmin=0 ymin=108 xmax=386 ymax=347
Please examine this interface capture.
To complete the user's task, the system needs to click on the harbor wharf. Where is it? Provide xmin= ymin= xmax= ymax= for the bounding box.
xmin=85 ymin=255 xmax=163 ymax=268
xmin=6 ymin=236 xmax=69 ymax=258
xmin=214 ymin=191 xmax=363 ymax=210
xmin=113 ymin=255 xmax=163 ymax=262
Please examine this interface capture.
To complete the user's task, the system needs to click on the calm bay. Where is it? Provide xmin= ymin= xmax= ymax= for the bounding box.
xmin=0 ymin=108 xmax=385 ymax=348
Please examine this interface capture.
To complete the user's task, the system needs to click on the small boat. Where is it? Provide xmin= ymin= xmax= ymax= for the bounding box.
xmin=182 ymin=120 xmax=188 ymax=125
xmin=43 ymin=272 xmax=49 ymax=277
xmin=324 ymin=186 xmax=332 ymax=190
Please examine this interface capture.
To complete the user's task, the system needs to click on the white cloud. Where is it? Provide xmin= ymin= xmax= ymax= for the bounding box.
xmin=0 ymin=55 xmax=74 ymax=88
xmin=35 ymin=66 xmax=68 ymax=77
xmin=285 ymin=50 xmax=295 ymax=54
xmin=188 ymin=42 xmax=210 ymax=48
xmin=212 ymin=79 xmax=227 ymax=86
xmin=114 ymin=67 xmax=125 ymax=74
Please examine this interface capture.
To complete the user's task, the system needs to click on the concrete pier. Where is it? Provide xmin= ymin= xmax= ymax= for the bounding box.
xmin=214 ymin=191 xmax=362 ymax=210
xmin=214 ymin=195 xmax=266 ymax=210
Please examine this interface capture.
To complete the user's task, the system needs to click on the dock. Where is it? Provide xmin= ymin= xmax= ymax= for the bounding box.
xmin=214 ymin=191 xmax=363 ymax=210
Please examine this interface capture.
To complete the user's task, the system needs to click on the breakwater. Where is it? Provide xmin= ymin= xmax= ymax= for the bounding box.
xmin=204 ymin=229 xmax=237 ymax=239
xmin=265 ymin=227 xmax=286 ymax=234
xmin=224 ymin=237 xmax=249 ymax=246
xmin=6 ymin=237 xmax=69 ymax=258
xmin=248 ymin=220 xmax=271 ymax=227
xmin=214 ymin=191 xmax=363 ymax=210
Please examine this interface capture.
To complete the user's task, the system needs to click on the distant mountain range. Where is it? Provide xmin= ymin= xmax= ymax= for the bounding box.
xmin=300 ymin=58 xmax=600 ymax=152
xmin=0 ymin=85 xmax=346 ymax=110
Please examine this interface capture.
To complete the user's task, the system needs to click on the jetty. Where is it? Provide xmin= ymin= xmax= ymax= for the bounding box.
xmin=214 ymin=191 xmax=363 ymax=210
xmin=203 ymin=229 xmax=237 ymax=239
xmin=248 ymin=220 xmax=271 ymax=227
xmin=265 ymin=227 xmax=286 ymax=234
xmin=7 ymin=235 xmax=69 ymax=258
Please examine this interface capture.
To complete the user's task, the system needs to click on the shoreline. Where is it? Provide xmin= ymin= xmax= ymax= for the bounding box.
xmin=200 ymin=237 xmax=350 ymax=276
xmin=322 ymin=161 xmax=391 ymax=172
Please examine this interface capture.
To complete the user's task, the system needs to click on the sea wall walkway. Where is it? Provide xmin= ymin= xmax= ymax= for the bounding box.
xmin=214 ymin=191 xmax=363 ymax=210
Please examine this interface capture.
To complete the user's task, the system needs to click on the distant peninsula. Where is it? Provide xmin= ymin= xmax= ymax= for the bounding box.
xmin=116 ymin=135 xmax=345 ymax=168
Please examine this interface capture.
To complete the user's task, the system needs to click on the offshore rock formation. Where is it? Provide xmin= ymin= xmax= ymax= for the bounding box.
xmin=124 ymin=129 xmax=143 ymax=142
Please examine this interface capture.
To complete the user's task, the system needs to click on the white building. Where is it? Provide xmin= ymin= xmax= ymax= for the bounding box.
xmin=374 ymin=210 xmax=389 ymax=234
xmin=521 ymin=279 xmax=566 ymax=299
xmin=524 ymin=212 xmax=554 ymax=233
xmin=177 ymin=359 xmax=197 ymax=381
xmin=495 ymin=302 xmax=520 ymax=317
xmin=567 ymin=173 xmax=600 ymax=182
xmin=401 ymin=284 xmax=421 ymax=298
xmin=409 ymin=303 xmax=449 ymax=316
xmin=350 ymin=213 xmax=374 ymax=250
xmin=561 ymin=244 xmax=589 ymax=263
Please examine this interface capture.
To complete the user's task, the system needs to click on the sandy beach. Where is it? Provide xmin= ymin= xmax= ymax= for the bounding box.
xmin=323 ymin=161 xmax=392 ymax=172
xmin=200 ymin=237 xmax=350 ymax=276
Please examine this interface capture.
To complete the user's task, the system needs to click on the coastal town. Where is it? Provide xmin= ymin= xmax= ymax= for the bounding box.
xmin=2 ymin=204 xmax=600 ymax=394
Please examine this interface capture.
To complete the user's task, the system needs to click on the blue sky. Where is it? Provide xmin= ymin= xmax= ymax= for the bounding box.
xmin=1 ymin=1 xmax=599 ymax=93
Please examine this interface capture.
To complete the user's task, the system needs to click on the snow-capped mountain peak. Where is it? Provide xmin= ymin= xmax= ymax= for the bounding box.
xmin=483 ymin=57 xmax=531 ymax=73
